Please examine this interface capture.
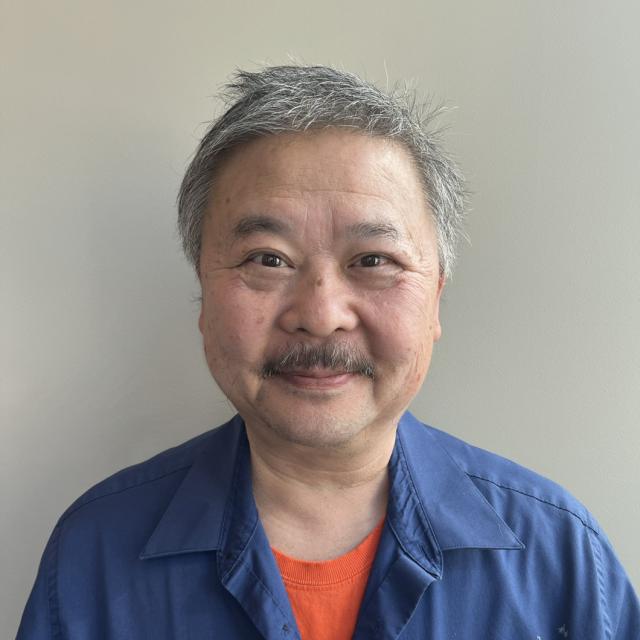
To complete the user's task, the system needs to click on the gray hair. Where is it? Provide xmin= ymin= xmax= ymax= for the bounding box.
xmin=178 ymin=64 xmax=467 ymax=279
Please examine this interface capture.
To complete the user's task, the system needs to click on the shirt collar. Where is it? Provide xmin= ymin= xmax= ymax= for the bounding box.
xmin=140 ymin=412 xmax=523 ymax=563
xmin=387 ymin=412 xmax=523 ymax=576
xmin=140 ymin=415 xmax=246 ymax=559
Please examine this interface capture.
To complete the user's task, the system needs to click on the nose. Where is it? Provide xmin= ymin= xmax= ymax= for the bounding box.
xmin=277 ymin=266 xmax=359 ymax=337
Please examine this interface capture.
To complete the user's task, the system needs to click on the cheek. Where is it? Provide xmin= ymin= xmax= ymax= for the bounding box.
xmin=366 ymin=284 xmax=436 ymax=361
xmin=202 ymin=289 xmax=273 ymax=366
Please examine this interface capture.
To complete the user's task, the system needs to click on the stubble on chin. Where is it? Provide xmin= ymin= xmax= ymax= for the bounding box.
xmin=249 ymin=393 xmax=377 ymax=450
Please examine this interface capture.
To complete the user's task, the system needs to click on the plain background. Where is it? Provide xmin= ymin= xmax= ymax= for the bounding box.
xmin=3 ymin=0 xmax=639 ymax=633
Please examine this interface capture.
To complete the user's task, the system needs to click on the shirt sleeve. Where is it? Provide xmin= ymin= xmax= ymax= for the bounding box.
xmin=589 ymin=528 xmax=640 ymax=639
xmin=16 ymin=525 xmax=59 ymax=640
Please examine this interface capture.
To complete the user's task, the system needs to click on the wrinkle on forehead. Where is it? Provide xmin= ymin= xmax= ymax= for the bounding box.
xmin=217 ymin=129 xmax=410 ymax=191
xmin=245 ymin=185 xmax=402 ymax=204
xmin=207 ymin=129 xmax=437 ymax=261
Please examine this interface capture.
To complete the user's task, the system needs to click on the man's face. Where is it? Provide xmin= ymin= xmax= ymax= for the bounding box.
xmin=198 ymin=129 xmax=443 ymax=448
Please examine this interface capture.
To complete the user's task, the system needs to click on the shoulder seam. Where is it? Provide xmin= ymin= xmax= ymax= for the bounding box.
xmin=47 ymin=524 xmax=61 ymax=640
xmin=60 ymin=464 xmax=192 ymax=525
xmin=468 ymin=473 xmax=599 ymax=535
xmin=588 ymin=528 xmax=613 ymax=638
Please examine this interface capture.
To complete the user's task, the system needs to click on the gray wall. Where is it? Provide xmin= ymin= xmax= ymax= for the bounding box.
xmin=3 ymin=0 xmax=639 ymax=633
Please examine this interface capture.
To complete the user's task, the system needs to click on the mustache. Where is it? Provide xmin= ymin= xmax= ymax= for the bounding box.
xmin=261 ymin=342 xmax=376 ymax=379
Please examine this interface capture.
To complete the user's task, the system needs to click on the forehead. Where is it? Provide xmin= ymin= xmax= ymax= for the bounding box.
xmin=205 ymin=129 xmax=434 ymax=244
xmin=214 ymin=129 xmax=424 ymax=199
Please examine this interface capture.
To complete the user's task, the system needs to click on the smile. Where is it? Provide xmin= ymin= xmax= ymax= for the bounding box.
xmin=277 ymin=370 xmax=357 ymax=390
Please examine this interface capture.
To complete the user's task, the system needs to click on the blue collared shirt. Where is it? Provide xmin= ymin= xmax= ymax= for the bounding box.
xmin=18 ymin=413 xmax=639 ymax=639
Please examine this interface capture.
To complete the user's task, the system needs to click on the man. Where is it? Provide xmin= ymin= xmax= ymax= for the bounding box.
xmin=18 ymin=65 xmax=638 ymax=639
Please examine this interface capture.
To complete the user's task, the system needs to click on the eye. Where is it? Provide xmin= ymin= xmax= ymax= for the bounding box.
xmin=247 ymin=253 xmax=287 ymax=268
xmin=355 ymin=254 xmax=391 ymax=268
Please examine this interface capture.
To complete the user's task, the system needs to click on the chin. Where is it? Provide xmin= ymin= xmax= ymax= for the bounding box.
xmin=258 ymin=405 xmax=375 ymax=450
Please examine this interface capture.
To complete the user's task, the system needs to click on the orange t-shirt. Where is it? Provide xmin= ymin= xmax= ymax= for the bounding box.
xmin=272 ymin=519 xmax=385 ymax=640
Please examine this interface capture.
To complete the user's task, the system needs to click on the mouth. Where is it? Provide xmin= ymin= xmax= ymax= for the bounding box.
xmin=277 ymin=369 xmax=357 ymax=390
xmin=283 ymin=368 xmax=349 ymax=378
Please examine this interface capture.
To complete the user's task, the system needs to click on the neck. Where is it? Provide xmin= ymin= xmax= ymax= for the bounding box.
xmin=246 ymin=420 xmax=397 ymax=560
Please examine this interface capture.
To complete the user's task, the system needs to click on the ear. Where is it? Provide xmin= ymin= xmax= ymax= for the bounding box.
xmin=432 ymin=274 xmax=445 ymax=342
xmin=198 ymin=302 xmax=204 ymax=335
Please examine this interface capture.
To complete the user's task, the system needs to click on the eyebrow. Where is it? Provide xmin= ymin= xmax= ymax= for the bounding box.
xmin=230 ymin=215 xmax=403 ymax=243
xmin=345 ymin=221 xmax=401 ymax=242
xmin=230 ymin=215 xmax=293 ymax=241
